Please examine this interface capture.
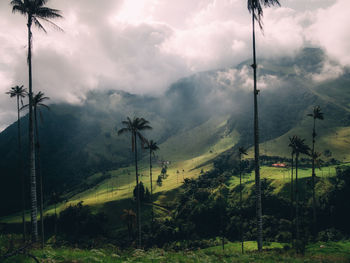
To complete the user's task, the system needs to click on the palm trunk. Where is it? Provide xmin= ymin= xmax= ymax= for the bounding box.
xmin=290 ymin=153 xmax=294 ymax=242
xmin=240 ymin=158 xmax=244 ymax=254
xmin=134 ymin=133 xmax=141 ymax=248
xmin=311 ymin=118 xmax=316 ymax=236
xmin=295 ymin=154 xmax=300 ymax=242
xmin=149 ymin=150 xmax=154 ymax=225
xmin=27 ymin=18 xmax=38 ymax=243
xmin=221 ymin=207 xmax=225 ymax=251
xmin=17 ymin=96 xmax=26 ymax=243
xmin=34 ymin=108 xmax=44 ymax=248
xmin=252 ymin=13 xmax=263 ymax=251
xmin=54 ymin=201 xmax=57 ymax=236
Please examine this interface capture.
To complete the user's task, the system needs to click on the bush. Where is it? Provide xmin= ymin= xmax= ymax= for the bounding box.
xmin=317 ymin=228 xmax=344 ymax=242
xmin=58 ymin=201 xmax=107 ymax=241
xmin=157 ymin=176 xmax=163 ymax=186
xmin=133 ymin=182 xmax=151 ymax=202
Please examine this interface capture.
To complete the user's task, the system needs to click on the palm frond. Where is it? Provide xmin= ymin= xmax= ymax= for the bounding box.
xmin=20 ymin=104 xmax=30 ymax=111
xmin=32 ymin=16 xmax=47 ymax=33
xmin=137 ymin=132 xmax=148 ymax=149
xmin=308 ymin=105 xmax=324 ymax=120
xmin=248 ymin=0 xmax=280 ymax=29
xmin=35 ymin=7 xmax=62 ymax=19
xmin=238 ymin=146 xmax=248 ymax=156
xmin=38 ymin=17 xmax=63 ymax=32
xmin=11 ymin=3 xmax=27 ymax=15
xmin=117 ymin=127 xmax=130 ymax=136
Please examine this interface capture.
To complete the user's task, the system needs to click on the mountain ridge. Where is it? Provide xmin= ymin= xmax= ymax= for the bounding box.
xmin=1 ymin=47 xmax=349 ymax=216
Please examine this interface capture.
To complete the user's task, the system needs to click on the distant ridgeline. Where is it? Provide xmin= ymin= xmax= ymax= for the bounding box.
xmin=1 ymin=47 xmax=350 ymax=216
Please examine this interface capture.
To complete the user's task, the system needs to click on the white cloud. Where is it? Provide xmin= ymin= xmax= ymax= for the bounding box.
xmin=311 ymin=59 xmax=344 ymax=82
xmin=307 ymin=0 xmax=350 ymax=66
xmin=0 ymin=0 xmax=347 ymax=130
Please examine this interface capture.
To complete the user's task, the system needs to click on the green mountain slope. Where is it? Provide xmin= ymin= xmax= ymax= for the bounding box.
xmin=1 ymin=47 xmax=350 ymax=218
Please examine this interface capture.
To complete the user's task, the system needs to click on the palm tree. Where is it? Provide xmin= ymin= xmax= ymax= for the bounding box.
xmin=118 ymin=117 xmax=152 ymax=248
xmin=6 ymin=85 xmax=27 ymax=242
xmin=24 ymin=91 xmax=49 ymax=248
xmin=288 ymin=135 xmax=296 ymax=242
xmin=307 ymin=106 xmax=324 ymax=234
xmin=145 ymin=140 xmax=159 ymax=225
xmin=238 ymin=146 xmax=247 ymax=253
xmin=247 ymin=0 xmax=280 ymax=251
xmin=288 ymin=136 xmax=310 ymax=243
xmin=10 ymin=0 xmax=62 ymax=243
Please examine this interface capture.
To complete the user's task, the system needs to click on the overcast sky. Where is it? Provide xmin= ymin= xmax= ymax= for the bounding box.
xmin=0 ymin=0 xmax=348 ymax=130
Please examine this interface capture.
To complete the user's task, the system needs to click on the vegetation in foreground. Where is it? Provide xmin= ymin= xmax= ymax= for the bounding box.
xmin=1 ymin=237 xmax=350 ymax=263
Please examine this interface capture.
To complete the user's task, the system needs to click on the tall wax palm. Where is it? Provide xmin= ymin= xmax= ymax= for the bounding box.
xmin=247 ymin=0 xmax=280 ymax=251
xmin=288 ymin=136 xmax=310 ymax=243
xmin=10 ymin=0 xmax=62 ymax=242
xmin=24 ymin=91 xmax=49 ymax=248
xmin=288 ymin=135 xmax=296 ymax=242
xmin=145 ymin=140 xmax=159 ymax=225
xmin=307 ymin=106 xmax=324 ymax=234
xmin=22 ymin=91 xmax=49 ymax=247
xmin=6 ymin=85 xmax=27 ymax=242
xmin=238 ymin=146 xmax=248 ymax=254
xmin=118 ymin=117 xmax=152 ymax=248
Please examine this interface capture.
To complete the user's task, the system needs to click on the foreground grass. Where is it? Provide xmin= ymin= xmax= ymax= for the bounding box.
xmin=2 ymin=241 xmax=350 ymax=263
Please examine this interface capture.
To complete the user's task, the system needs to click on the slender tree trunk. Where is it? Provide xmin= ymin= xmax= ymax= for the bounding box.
xmin=221 ymin=208 xmax=225 ymax=251
xmin=240 ymin=158 xmax=244 ymax=254
xmin=34 ymin=108 xmax=44 ymax=248
xmin=251 ymin=13 xmax=263 ymax=251
xmin=134 ymin=133 xmax=141 ymax=248
xmin=17 ymin=96 xmax=26 ymax=243
xmin=27 ymin=18 xmax=38 ymax=243
xmin=54 ymin=201 xmax=57 ymax=236
xmin=290 ymin=153 xmax=294 ymax=243
xmin=295 ymin=154 xmax=300 ymax=242
xmin=149 ymin=150 xmax=154 ymax=225
xmin=311 ymin=118 xmax=316 ymax=236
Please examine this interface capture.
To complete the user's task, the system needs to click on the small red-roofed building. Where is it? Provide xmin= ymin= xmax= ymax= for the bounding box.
xmin=272 ymin=163 xmax=286 ymax=168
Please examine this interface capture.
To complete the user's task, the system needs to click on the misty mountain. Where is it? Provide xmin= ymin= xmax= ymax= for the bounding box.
xmin=1 ymin=47 xmax=350 ymax=216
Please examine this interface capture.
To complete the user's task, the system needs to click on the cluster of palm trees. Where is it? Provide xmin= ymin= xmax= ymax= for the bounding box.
xmin=288 ymin=106 xmax=324 ymax=247
xmin=7 ymin=0 xmax=62 ymax=245
xmin=7 ymin=86 xmax=50 ymax=247
xmin=117 ymin=117 xmax=159 ymax=248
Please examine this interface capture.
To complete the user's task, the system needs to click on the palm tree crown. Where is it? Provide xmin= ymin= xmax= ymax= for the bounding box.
xmin=289 ymin=136 xmax=310 ymax=157
xmin=118 ymin=117 xmax=152 ymax=150
xmin=248 ymin=0 xmax=280 ymax=28
xmin=238 ymin=146 xmax=248 ymax=159
xmin=145 ymin=140 xmax=159 ymax=154
xmin=288 ymin=135 xmax=297 ymax=155
xmin=22 ymin=91 xmax=50 ymax=110
xmin=6 ymin=85 xmax=27 ymax=99
xmin=307 ymin=106 xmax=324 ymax=121
xmin=11 ymin=0 xmax=62 ymax=33
xmin=32 ymin=91 xmax=50 ymax=118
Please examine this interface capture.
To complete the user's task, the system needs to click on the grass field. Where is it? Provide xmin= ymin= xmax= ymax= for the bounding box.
xmin=0 ymin=117 xmax=238 ymax=224
xmin=0 ymin=159 xmax=345 ymax=224
xmin=2 ymin=240 xmax=350 ymax=263
xmin=1 ymin=108 xmax=349 ymax=226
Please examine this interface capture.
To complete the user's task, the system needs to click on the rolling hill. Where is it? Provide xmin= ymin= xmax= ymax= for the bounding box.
xmin=0 ymin=47 xmax=350 ymax=218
